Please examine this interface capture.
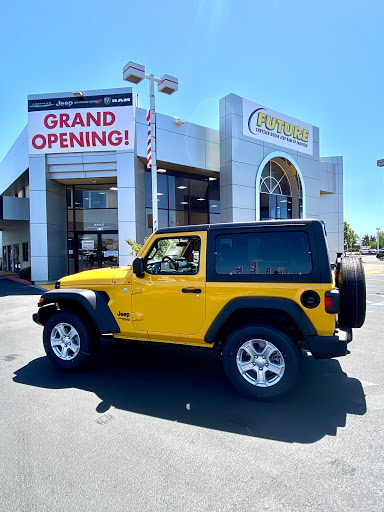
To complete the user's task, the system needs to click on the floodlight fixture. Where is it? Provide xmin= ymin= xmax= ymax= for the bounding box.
xmin=123 ymin=61 xmax=146 ymax=84
xmin=158 ymin=74 xmax=178 ymax=95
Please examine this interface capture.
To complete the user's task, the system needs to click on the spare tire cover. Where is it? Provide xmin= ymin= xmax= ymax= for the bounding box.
xmin=336 ymin=257 xmax=366 ymax=328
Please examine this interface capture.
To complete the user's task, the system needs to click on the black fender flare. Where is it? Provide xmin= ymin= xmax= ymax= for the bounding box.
xmin=33 ymin=289 xmax=120 ymax=334
xmin=204 ymin=297 xmax=316 ymax=344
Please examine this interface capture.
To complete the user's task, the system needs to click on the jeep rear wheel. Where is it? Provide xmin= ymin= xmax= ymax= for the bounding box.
xmin=222 ymin=325 xmax=302 ymax=400
xmin=43 ymin=311 xmax=97 ymax=371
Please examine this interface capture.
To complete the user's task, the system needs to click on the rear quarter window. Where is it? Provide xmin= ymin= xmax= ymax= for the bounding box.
xmin=215 ymin=231 xmax=312 ymax=276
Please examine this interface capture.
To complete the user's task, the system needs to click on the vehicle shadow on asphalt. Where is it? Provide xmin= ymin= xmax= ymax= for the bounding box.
xmin=13 ymin=340 xmax=366 ymax=444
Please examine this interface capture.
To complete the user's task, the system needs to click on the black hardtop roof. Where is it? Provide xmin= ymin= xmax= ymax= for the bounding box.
xmin=156 ymin=219 xmax=323 ymax=234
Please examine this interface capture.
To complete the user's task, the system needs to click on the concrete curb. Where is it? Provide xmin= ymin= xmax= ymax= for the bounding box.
xmin=4 ymin=275 xmax=33 ymax=286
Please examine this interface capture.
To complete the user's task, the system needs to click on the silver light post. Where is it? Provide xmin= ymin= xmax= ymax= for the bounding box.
xmin=123 ymin=61 xmax=178 ymax=232
xmin=376 ymin=161 xmax=383 ymax=252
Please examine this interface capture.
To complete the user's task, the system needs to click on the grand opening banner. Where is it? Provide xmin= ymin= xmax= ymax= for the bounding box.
xmin=28 ymin=92 xmax=134 ymax=154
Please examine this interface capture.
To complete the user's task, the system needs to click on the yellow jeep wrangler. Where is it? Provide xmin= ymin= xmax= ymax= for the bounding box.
xmin=33 ymin=220 xmax=366 ymax=400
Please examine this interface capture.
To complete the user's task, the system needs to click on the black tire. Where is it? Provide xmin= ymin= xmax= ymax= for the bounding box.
xmin=337 ymin=257 xmax=366 ymax=328
xmin=43 ymin=311 xmax=97 ymax=371
xmin=222 ymin=325 xmax=302 ymax=400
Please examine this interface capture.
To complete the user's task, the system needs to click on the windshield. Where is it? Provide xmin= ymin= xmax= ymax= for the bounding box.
xmin=147 ymin=238 xmax=190 ymax=263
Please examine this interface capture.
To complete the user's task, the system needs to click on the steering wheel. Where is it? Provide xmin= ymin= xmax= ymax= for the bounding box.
xmin=162 ymin=255 xmax=178 ymax=270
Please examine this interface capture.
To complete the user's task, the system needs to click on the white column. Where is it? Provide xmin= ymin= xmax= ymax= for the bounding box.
xmin=117 ymin=152 xmax=145 ymax=265
xmin=29 ymin=155 xmax=68 ymax=283
xmin=29 ymin=155 xmax=49 ymax=282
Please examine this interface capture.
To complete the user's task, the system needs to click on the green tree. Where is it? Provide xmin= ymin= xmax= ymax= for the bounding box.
xmin=126 ymin=237 xmax=148 ymax=256
xmin=344 ymin=222 xmax=358 ymax=251
xmin=361 ymin=234 xmax=370 ymax=246
xmin=370 ymin=231 xmax=384 ymax=249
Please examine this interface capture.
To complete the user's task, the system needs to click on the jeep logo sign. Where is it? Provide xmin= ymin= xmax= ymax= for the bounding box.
xmin=243 ymin=99 xmax=313 ymax=155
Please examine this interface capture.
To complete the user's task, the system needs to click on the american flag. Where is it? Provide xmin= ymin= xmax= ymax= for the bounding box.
xmin=146 ymin=109 xmax=152 ymax=169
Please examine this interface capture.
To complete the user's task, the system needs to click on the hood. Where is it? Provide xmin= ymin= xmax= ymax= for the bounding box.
xmin=59 ymin=266 xmax=131 ymax=288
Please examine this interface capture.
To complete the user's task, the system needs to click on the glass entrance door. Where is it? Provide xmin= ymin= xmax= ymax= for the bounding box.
xmin=77 ymin=234 xmax=99 ymax=273
xmin=101 ymin=234 xmax=119 ymax=268
xmin=75 ymin=232 xmax=118 ymax=273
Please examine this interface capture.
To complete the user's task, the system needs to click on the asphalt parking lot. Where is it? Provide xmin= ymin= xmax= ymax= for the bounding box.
xmin=0 ymin=262 xmax=383 ymax=512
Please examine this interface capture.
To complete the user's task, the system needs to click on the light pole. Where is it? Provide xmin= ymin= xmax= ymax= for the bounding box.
xmin=123 ymin=61 xmax=178 ymax=232
xmin=377 ymin=227 xmax=381 ymax=252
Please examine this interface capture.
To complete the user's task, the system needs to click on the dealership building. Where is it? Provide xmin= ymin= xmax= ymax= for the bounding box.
xmin=0 ymin=86 xmax=343 ymax=284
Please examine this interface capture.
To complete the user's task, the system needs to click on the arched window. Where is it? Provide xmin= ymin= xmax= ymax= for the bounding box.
xmin=260 ymin=159 xmax=302 ymax=220
xmin=260 ymin=161 xmax=291 ymax=196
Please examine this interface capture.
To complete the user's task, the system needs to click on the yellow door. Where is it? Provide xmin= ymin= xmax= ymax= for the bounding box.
xmin=131 ymin=232 xmax=206 ymax=337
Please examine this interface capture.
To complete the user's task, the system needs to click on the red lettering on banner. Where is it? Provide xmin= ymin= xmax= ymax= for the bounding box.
xmin=32 ymin=134 xmax=46 ymax=150
xmin=44 ymin=114 xmax=58 ymax=129
xmin=108 ymin=130 xmax=122 ymax=146
xmin=87 ymin=112 xmax=101 ymax=127
xmin=69 ymin=132 xmax=84 ymax=148
xmin=47 ymin=133 xmax=58 ymax=148
xmin=32 ymin=107 xmax=130 ymax=152
xmin=72 ymin=112 xmax=85 ymax=127
xmin=60 ymin=113 xmax=70 ymax=128
xmin=103 ymin=112 xmax=115 ymax=126
xmin=59 ymin=133 xmax=68 ymax=148
xmin=92 ymin=131 xmax=107 ymax=146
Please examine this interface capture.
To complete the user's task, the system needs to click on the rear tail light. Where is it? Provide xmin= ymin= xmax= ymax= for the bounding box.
xmin=325 ymin=289 xmax=339 ymax=313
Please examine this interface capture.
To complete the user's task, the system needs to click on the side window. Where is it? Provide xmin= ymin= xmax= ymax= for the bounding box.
xmin=215 ymin=231 xmax=312 ymax=276
xmin=146 ymin=237 xmax=200 ymax=275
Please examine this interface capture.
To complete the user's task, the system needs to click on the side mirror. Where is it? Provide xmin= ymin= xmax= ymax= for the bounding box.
xmin=132 ymin=257 xmax=145 ymax=277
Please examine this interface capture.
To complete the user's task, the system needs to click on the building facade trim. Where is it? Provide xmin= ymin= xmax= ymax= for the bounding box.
xmin=255 ymin=151 xmax=306 ymax=220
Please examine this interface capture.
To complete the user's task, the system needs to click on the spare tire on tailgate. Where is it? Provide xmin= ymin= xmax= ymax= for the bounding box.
xmin=336 ymin=256 xmax=366 ymax=328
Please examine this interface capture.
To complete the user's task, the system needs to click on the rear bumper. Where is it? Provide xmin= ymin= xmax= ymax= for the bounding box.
xmin=305 ymin=328 xmax=352 ymax=359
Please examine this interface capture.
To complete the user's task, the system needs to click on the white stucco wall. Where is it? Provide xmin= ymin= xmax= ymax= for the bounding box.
xmin=0 ymin=127 xmax=29 ymax=195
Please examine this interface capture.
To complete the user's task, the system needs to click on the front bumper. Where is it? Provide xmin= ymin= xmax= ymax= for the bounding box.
xmin=32 ymin=312 xmax=41 ymax=326
xmin=304 ymin=328 xmax=352 ymax=359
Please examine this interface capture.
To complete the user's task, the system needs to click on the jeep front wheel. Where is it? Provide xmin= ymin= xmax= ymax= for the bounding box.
xmin=222 ymin=325 xmax=302 ymax=400
xmin=43 ymin=311 xmax=97 ymax=371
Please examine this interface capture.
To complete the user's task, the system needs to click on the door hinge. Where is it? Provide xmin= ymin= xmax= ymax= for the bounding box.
xmin=132 ymin=313 xmax=144 ymax=321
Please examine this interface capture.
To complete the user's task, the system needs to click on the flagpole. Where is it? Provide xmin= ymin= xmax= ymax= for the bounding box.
xmin=148 ymin=74 xmax=158 ymax=232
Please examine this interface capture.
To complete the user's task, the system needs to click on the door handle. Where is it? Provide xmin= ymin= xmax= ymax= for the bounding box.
xmin=182 ymin=288 xmax=201 ymax=294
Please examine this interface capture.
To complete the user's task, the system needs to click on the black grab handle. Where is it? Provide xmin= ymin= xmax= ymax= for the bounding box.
xmin=182 ymin=288 xmax=201 ymax=294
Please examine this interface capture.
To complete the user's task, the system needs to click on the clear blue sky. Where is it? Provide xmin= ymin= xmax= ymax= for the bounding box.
xmin=0 ymin=0 xmax=382 ymax=236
